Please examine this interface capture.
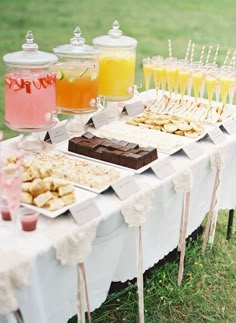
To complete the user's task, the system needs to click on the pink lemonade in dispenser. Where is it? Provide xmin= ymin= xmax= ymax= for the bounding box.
xmin=5 ymin=71 xmax=56 ymax=130
xmin=3 ymin=31 xmax=58 ymax=132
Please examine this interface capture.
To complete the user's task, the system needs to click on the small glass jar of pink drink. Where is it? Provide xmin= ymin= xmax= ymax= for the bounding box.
xmin=3 ymin=31 xmax=58 ymax=132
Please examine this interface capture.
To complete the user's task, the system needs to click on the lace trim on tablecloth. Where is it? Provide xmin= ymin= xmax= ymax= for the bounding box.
xmin=172 ymin=168 xmax=193 ymax=193
xmin=44 ymin=215 xmax=99 ymax=265
xmin=120 ymin=182 xmax=155 ymax=227
xmin=0 ymin=250 xmax=31 ymax=315
xmin=210 ymin=146 xmax=226 ymax=170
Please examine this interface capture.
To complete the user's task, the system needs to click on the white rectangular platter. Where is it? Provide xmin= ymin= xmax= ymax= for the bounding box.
xmin=57 ymin=141 xmax=158 ymax=174
xmin=21 ymin=186 xmax=97 ymax=218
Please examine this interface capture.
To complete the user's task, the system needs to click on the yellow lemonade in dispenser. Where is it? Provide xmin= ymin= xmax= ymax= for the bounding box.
xmin=99 ymin=54 xmax=135 ymax=98
xmin=93 ymin=21 xmax=137 ymax=101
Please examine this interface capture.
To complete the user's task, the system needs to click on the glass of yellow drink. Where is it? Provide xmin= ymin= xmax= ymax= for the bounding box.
xmin=219 ymin=66 xmax=232 ymax=106
xmin=178 ymin=61 xmax=190 ymax=100
xmin=152 ymin=56 xmax=164 ymax=95
xmin=143 ymin=57 xmax=153 ymax=91
xmin=206 ymin=68 xmax=217 ymax=107
xmin=165 ymin=58 xmax=178 ymax=97
xmin=191 ymin=62 xmax=204 ymax=102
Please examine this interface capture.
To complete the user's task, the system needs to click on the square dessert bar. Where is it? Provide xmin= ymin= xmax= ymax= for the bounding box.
xmin=68 ymin=132 xmax=158 ymax=170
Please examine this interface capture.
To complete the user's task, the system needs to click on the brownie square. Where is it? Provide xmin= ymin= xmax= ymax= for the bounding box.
xmin=100 ymin=139 xmax=111 ymax=147
xmin=68 ymin=137 xmax=83 ymax=152
xmin=141 ymin=147 xmax=158 ymax=161
xmin=94 ymin=146 xmax=106 ymax=160
xmin=139 ymin=151 xmax=152 ymax=165
xmin=76 ymin=141 xmax=90 ymax=156
xmin=102 ymin=150 xmax=121 ymax=164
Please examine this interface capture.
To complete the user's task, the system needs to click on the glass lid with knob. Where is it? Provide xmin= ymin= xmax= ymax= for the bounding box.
xmin=3 ymin=30 xmax=58 ymax=68
xmin=92 ymin=20 xmax=137 ymax=48
xmin=53 ymin=26 xmax=100 ymax=57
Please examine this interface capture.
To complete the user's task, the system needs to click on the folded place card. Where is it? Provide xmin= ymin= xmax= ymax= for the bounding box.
xmin=221 ymin=118 xmax=236 ymax=135
xmin=183 ymin=142 xmax=204 ymax=160
xmin=151 ymin=158 xmax=176 ymax=180
xmin=44 ymin=124 xmax=69 ymax=144
xmin=122 ymin=101 xmax=145 ymax=116
xmin=86 ymin=111 xmax=109 ymax=129
xmin=207 ymin=127 xmax=226 ymax=144
xmin=69 ymin=198 xmax=100 ymax=227
xmin=111 ymin=175 xmax=140 ymax=200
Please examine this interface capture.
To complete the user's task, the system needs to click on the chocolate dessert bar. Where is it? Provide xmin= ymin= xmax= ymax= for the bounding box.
xmin=68 ymin=134 xmax=158 ymax=169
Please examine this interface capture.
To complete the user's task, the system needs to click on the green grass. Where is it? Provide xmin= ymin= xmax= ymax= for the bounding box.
xmin=0 ymin=1 xmax=236 ymax=321
xmin=1 ymin=0 xmax=236 ymax=138
xmin=68 ymin=211 xmax=236 ymax=322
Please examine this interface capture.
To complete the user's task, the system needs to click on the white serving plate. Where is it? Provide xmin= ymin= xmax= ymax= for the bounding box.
xmin=47 ymin=151 xmax=133 ymax=194
xmin=95 ymin=120 xmax=210 ymax=155
xmin=139 ymin=89 xmax=235 ymax=126
xmin=57 ymin=141 xmax=158 ymax=174
xmin=21 ymin=186 xmax=97 ymax=218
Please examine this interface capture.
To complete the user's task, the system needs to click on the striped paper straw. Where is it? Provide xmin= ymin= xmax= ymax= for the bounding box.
xmin=205 ymin=45 xmax=212 ymax=65
xmin=168 ymin=39 xmax=172 ymax=58
xmin=185 ymin=40 xmax=192 ymax=61
xmin=213 ymin=44 xmax=219 ymax=65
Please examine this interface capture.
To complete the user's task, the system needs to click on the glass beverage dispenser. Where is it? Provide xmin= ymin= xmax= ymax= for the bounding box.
xmin=3 ymin=31 xmax=58 ymax=132
xmin=92 ymin=20 xmax=138 ymax=101
xmin=53 ymin=27 xmax=101 ymax=114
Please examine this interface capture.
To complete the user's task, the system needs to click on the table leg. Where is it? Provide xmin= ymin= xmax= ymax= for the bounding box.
xmin=13 ymin=310 xmax=23 ymax=323
xmin=226 ymin=209 xmax=234 ymax=240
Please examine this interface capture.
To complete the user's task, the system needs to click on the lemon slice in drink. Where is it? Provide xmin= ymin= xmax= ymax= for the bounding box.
xmin=56 ymin=70 xmax=64 ymax=80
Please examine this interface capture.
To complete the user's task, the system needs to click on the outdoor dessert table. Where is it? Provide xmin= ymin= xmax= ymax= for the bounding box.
xmin=1 ymin=120 xmax=236 ymax=323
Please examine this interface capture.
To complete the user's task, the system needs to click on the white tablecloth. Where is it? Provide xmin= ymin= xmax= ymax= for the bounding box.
xmin=1 ymin=129 xmax=236 ymax=323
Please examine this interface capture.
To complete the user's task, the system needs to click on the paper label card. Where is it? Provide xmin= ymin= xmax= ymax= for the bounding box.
xmin=44 ymin=124 xmax=69 ymax=144
xmin=69 ymin=198 xmax=100 ymax=227
xmin=151 ymin=158 xmax=175 ymax=180
xmin=222 ymin=118 xmax=236 ymax=134
xmin=183 ymin=142 xmax=204 ymax=160
xmin=87 ymin=111 xmax=109 ymax=129
xmin=123 ymin=101 xmax=145 ymax=117
xmin=207 ymin=127 xmax=226 ymax=144
xmin=111 ymin=175 xmax=140 ymax=200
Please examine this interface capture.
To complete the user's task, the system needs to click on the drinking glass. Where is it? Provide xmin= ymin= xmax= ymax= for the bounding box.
xmin=191 ymin=62 xmax=204 ymax=102
xmin=2 ymin=165 xmax=22 ymax=225
xmin=206 ymin=68 xmax=217 ymax=107
xmin=152 ymin=56 xmax=164 ymax=96
xmin=219 ymin=66 xmax=232 ymax=107
xmin=178 ymin=61 xmax=190 ymax=101
xmin=1 ymin=147 xmax=23 ymax=225
xmin=228 ymin=71 xmax=236 ymax=107
xmin=143 ymin=57 xmax=153 ymax=91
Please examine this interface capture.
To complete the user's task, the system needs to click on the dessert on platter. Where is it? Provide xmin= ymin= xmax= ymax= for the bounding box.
xmin=127 ymin=110 xmax=204 ymax=138
xmin=20 ymin=175 xmax=76 ymax=211
xmin=20 ymin=152 xmax=122 ymax=191
xmin=96 ymin=120 xmax=194 ymax=154
xmin=146 ymin=94 xmax=233 ymax=125
xmin=68 ymin=132 xmax=158 ymax=170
